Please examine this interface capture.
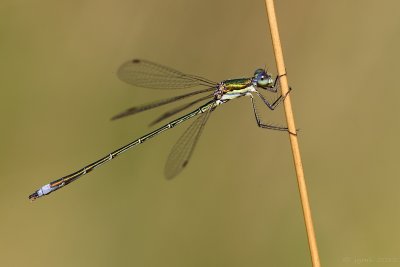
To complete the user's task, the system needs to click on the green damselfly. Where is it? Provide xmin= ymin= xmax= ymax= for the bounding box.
xmin=29 ymin=59 xmax=290 ymax=201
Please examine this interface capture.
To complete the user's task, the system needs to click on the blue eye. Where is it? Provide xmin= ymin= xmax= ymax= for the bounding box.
xmin=256 ymin=73 xmax=273 ymax=88
xmin=254 ymin=69 xmax=264 ymax=76
xmin=257 ymin=77 xmax=269 ymax=87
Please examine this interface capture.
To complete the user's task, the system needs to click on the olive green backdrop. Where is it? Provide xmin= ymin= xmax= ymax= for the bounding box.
xmin=1 ymin=0 xmax=399 ymax=266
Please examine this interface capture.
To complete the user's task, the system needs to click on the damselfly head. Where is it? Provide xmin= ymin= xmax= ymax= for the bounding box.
xmin=253 ymin=69 xmax=274 ymax=90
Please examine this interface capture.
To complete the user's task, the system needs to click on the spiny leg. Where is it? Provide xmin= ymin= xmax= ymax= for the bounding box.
xmin=251 ymin=94 xmax=298 ymax=135
xmin=249 ymin=95 xmax=289 ymax=131
xmin=255 ymin=86 xmax=292 ymax=110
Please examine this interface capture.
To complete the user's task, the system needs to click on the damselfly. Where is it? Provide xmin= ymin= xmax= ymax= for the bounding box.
xmin=29 ymin=59 xmax=291 ymax=201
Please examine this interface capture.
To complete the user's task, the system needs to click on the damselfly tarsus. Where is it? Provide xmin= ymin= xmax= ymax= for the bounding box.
xmin=29 ymin=59 xmax=291 ymax=201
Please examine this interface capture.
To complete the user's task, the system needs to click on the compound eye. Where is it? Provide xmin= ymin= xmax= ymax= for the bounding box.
xmin=254 ymin=69 xmax=264 ymax=76
xmin=257 ymin=77 xmax=269 ymax=87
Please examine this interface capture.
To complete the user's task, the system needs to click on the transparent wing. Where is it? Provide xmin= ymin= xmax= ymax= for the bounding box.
xmin=111 ymin=88 xmax=214 ymax=120
xmin=164 ymin=104 xmax=214 ymax=179
xmin=117 ymin=59 xmax=216 ymax=89
xmin=149 ymin=94 xmax=213 ymax=126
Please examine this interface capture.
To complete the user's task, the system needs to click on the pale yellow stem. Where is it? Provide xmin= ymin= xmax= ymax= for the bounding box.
xmin=264 ymin=1 xmax=321 ymax=266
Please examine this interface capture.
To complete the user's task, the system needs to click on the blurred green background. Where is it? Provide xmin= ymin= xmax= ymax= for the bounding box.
xmin=1 ymin=0 xmax=399 ymax=266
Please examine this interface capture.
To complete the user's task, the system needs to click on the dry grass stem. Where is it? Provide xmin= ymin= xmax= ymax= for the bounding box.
xmin=264 ymin=1 xmax=321 ymax=266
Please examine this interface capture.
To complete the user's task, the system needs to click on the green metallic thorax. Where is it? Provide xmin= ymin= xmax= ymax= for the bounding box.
xmin=222 ymin=78 xmax=252 ymax=92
